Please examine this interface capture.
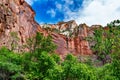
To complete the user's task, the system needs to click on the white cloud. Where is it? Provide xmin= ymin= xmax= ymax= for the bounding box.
xmin=55 ymin=0 xmax=74 ymax=12
xmin=55 ymin=2 xmax=62 ymax=10
xmin=64 ymin=0 xmax=120 ymax=26
xmin=25 ymin=0 xmax=35 ymax=5
xmin=25 ymin=0 xmax=40 ymax=5
xmin=62 ymin=0 xmax=74 ymax=5
xmin=25 ymin=0 xmax=120 ymax=26
xmin=47 ymin=9 xmax=56 ymax=18
xmin=25 ymin=0 xmax=33 ymax=5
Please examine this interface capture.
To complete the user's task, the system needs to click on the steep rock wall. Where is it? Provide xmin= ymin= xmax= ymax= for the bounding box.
xmin=41 ymin=21 xmax=96 ymax=57
xmin=0 ymin=0 xmax=41 ymax=52
xmin=0 ymin=0 xmax=100 ymax=57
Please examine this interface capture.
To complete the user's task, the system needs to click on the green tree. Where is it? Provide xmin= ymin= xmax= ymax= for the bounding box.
xmin=92 ymin=27 xmax=112 ymax=64
xmin=61 ymin=54 xmax=96 ymax=80
xmin=0 ymin=47 xmax=24 ymax=80
xmin=26 ymin=32 xmax=56 ymax=53
xmin=22 ymin=51 xmax=58 ymax=80
xmin=109 ymin=20 xmax=120 ymax=79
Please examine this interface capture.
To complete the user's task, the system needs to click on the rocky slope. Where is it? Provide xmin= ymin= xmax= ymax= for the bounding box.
xmin=0 ymin=0 xmax=101 ymax=57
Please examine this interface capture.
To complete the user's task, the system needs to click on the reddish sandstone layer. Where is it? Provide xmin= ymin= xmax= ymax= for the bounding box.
xmin=0 ymin=0 xmax=43 ymax=51
xmin=41 ymin=21 xmax=96 ymax=57
xmin=0 ymin=0 xmax=100 ymax=57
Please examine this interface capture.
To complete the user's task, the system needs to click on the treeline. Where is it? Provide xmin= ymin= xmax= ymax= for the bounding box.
xmin=0 ymin=20 xmax=120 ymax=80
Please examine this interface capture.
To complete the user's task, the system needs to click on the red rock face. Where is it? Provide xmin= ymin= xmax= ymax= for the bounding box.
xmin=0 ymin=0 xmax=99 ymax=57
xmin=57 ymin=24 xmax=92 ymax=56
xmin=41 ymin=21 xmax=94 ymax=57
xmin=0 ymin=0 xmax=41 ymax=52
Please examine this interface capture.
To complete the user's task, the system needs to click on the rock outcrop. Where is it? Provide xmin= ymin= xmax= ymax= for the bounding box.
xmin=41 ymin=21 xmax=95 ymax=57
xmin=0 ymin=0 xmax=42 ymax=52
xmin=0 ymin=0 xmax=101 ymax=57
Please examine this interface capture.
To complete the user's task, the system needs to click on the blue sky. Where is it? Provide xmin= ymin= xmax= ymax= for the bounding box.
xmin=25 ymin=0 xmax=120 ymax=26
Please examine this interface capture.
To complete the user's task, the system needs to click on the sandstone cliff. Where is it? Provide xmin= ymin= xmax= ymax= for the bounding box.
xmin=0 ymin=0 xmax=101 ymax=57
xmin=0 ymin=0 xmax=43 ymax=52
xmin=41 ymin=21 xmax=97 ymax=57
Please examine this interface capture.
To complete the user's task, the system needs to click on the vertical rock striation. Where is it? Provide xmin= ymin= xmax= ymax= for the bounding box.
xmin=0 ymin=0 xmax=101 ymax=57
xmin=0 ymin=0 xmax=40 ymax=52
xmin=41 ymin=21 xmax=97 ymax=57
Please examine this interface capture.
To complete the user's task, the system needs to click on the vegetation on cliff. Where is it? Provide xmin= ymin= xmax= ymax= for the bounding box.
xmin=0 ymin=20 xmax=120 ymax=80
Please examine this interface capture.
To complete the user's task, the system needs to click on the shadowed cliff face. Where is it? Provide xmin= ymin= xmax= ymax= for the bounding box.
xmin=0 ymin=0 xmax=42 ymax=52
xmin=0 ymin=0 xmax=100 ymax=57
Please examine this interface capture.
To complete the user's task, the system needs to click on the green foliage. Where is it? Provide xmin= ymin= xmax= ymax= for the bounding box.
xmin=50 ymin=53 xmax=60 ymax=63
xmin=93 ymin=20 xmax=120 ymax=79
xmin=61 ymin=54 xmax=96 ymax=80
xmin=0 ymin=46 xmax=120 ymax=80
xmin=1 ymin=20 xmax=120 ymax=80
xmin=10 ymin=32 xmax=20 ymax=51
xmin=92 ymin=26 xmax=113 ymax=64
xmin=52 ymin=28 xmax=61 ymax=33
xmin=110 ymin=34 xmax=120 ymax=80
xmin=22 ymin=51 xmax=57 ymax=80
xmin=27 ymin=32 xmax=56 ymax=53
xmin=0 ymin=47 xmax=23 ymax=80
xmin=96 ymin=63 xmax=117 ymax=80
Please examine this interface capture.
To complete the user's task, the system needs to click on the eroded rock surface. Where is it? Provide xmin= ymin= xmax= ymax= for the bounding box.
xmin=0 ymin=0 xmax=40 ymax=52
xmin=41 ymin=21 xmax=99 ymax=57
xmin=0 ymin=0 xmax=101 ymax=57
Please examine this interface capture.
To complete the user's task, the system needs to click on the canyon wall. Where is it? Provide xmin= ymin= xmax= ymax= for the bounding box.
xmin=41 ymin=21 xmax=97 ymax=57
xmin=0 ymin=0 xmax=42 ymax=52
xmin=0 ymin=0 xmax=101 ymax=57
